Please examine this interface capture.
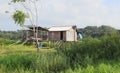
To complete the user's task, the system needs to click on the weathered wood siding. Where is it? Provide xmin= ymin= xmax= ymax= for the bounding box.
xmin=49 ymin=31 xmax=66 ymax=41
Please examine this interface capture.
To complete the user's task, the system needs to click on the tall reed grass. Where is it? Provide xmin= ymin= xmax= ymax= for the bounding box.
xmin=0 ymin=52 xmax=68 ymax=73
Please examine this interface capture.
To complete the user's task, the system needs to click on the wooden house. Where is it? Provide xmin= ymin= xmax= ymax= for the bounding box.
xmin=23 ymin=25 xmax=48 ymax=42
xmin=48 ymin=26 xmax=77 ymax=41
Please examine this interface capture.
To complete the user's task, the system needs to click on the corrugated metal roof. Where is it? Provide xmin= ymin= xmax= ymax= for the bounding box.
xmin=24 ymin=25 xmax=48 ymax=31
xmin=48 ymin=26 xmax=73 ymax=31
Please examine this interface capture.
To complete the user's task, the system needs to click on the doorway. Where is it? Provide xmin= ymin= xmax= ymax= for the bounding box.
xmin=60 ymin=31 xmax=63 ymax=40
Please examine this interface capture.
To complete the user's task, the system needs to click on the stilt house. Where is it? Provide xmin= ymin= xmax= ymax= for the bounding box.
xmin=23 ymin=25 xmax=48 ymax=42
xmin=23 ymin=25 xmax=78 ymax=43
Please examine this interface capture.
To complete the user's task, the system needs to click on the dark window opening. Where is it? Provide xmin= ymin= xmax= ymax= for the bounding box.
xmin=60 ymin=31 xmax=63 ymax=40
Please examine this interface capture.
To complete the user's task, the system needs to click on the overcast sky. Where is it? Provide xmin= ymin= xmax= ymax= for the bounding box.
xmin=0 ymin=0 xmax=120 ymax=31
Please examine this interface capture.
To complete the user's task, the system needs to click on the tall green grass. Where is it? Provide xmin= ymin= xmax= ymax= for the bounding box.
xmin=1 ymin=35 xmax=120 ymax=73
xmin=0 ymin=52 xmax=69 ymax=73
xmin=63 ymin=63 xmax=120 ymax=73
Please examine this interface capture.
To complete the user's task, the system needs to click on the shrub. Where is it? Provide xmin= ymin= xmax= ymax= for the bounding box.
xmin=0 ymin=38 xmax=15 ymax=45
xmin=99 ymin=35 xmax=120 ymax=59
xmin=61 ymin=35 xmax=120 ymax=68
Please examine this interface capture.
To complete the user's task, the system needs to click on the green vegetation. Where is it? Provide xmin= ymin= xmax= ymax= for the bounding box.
xmin=0 ymin=26 xmax=120 ymax=73
xmin=62 ymin=35 xmax=120 ymax=68
xmin=0 ymin=30 xmax=23 ymax=40
xmin=0 ymin=53 xmax=68 ymax=73
xmin=13 ymin=10 xmax=27 ymax=26
xmin=0 ymin=38 xmax=15 ymax=45
xmin=77 ymin=25 xmax=119 ymax=38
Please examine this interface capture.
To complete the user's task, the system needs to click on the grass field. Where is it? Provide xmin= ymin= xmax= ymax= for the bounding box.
xmin=1 ymin=35 xmax=120 ymax=73
xmin=0 ymin=45 xmax=56 ymax=55
xmin=0 ymin=45 xmax=120 ymax=73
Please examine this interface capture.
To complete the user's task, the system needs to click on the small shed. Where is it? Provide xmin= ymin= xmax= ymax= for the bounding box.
xmin=23 ymin=25 xmax=48 ymax=41
xmin=48 ymin=26 xmax=77 ymax=41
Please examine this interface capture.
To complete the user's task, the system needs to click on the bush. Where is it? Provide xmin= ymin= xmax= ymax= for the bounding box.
xmin=61 ymin=35 xmax=120 ymax=68
xmin=42 ymin=42 xmax=49 ymax=47
xmin=99 ymin=35 xmax=120 ymax=59
xmin=0 ymin=38 xmax=15 ymax=45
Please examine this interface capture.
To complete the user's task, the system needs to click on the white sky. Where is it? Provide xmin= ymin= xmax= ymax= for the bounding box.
xmin=0 ymin=0 xmax=120 ymax=31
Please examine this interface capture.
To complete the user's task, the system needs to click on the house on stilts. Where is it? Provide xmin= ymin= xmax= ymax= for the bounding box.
xmin=23 ymin=25 xmax=78 ymax=48
xmin=22 ymin=25 xmax=48 ymax=43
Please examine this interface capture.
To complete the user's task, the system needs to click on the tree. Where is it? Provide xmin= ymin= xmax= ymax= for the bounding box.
xmin=10 ymin=0 xmax=40 ymax=52
xmin=11 ymin=0 xmax=40 ymax=25
xmin=77 ymin=25 xmax=118 ymax=38
xmin=98 ymin=25 xmax=118 ymax=36
xmin=12 ymin=10 xmax=27 ymax=27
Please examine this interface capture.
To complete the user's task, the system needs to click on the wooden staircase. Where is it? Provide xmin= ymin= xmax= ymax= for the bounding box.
xmin=54 ymin=40 xmax=64 ymax=49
